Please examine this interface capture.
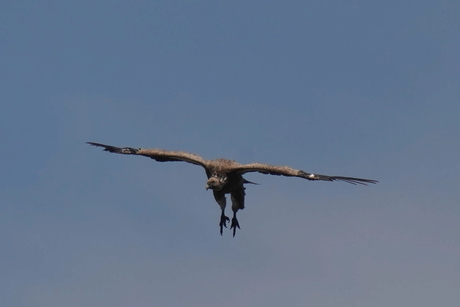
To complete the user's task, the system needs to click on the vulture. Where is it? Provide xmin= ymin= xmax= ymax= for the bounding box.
xmin=87 ymin=142 xmax=377 ymax=237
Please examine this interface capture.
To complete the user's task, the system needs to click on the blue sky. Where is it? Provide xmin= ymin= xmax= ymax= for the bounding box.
xmin=1 ymin=1 xmax=460 ymax=306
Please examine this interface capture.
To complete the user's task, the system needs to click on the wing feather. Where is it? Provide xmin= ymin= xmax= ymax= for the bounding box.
xmin=232 ymin=163 xmax=378 ymax=185
xmin=87 ymin=142 xmax=207 ymax=168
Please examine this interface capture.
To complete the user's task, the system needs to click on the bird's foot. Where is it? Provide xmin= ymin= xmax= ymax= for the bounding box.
xmin=219 ymin=214 xmax=230 ymax=235
xmin=230 ymin=217 xmax=240 ymax=237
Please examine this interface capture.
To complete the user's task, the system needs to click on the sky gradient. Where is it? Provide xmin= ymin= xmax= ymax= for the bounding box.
xmin=1 ymin=1 xmax=460 ymax=306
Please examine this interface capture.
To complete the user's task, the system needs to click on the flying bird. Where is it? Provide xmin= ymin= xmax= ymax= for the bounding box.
xmin=87 ymin=142 xmax=378 ymax=237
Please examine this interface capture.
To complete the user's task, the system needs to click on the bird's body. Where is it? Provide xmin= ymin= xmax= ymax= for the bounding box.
xmin=87 ymin=142 xmax=378 ymax=236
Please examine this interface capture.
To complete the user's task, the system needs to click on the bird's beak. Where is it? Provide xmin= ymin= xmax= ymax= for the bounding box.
xmin=205 ymin=185 xmax=209 ymax=190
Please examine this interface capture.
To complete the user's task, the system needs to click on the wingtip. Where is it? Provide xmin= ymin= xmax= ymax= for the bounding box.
xmin=86 ymin=142 xmax=117 ymax=152
xmin=340 ymin=178 xmax=379 ymax=186
xmin=87 ymin=141 xmax=102 ymax=147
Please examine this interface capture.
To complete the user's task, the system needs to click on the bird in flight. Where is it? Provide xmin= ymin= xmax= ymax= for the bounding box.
xmin=87 ymin=142 xmax=377 ymax=237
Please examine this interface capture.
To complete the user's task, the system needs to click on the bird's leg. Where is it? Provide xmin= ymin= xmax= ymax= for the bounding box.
xmin=219 ymin=210 xmax=230 ymax=235
xmin=214 ymin=191 xmax=228 ymax=236
xmin=229 ymin=185 xmax=245 ymax=237
xmin=230 ymin=211 xmax=240 ymax=237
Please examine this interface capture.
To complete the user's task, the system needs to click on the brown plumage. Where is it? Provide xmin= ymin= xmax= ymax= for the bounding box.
xmin=87 ymin=142 xmax=378 ymax=237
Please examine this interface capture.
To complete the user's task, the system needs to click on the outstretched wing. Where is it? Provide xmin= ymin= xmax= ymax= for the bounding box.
xmin=232 ymin=163 xmax=378 ymax=185
xmin=87 ymin=142 xmax=207 ymax=168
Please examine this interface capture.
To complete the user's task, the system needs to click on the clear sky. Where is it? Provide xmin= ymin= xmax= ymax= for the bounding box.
xmin=1 ymin=1 xmax=459 ymax=306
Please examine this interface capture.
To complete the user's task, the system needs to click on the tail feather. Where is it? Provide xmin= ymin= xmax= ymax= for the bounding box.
xmin=243 ymin=178 xmax=259 ymax=185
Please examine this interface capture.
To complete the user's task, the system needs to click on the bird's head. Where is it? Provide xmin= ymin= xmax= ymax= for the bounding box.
xmin=205 ymin=176 xmax=227 ymax=191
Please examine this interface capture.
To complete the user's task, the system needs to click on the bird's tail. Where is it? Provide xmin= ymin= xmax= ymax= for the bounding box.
xmin=243 ymin=178 xmax=259 ymax=185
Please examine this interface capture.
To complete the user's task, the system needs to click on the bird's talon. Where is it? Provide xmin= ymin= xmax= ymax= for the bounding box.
xmin=230 ymin=217 xmax=240 ymax=237
xmin=219 ymin=214 xmax=230 ymax=235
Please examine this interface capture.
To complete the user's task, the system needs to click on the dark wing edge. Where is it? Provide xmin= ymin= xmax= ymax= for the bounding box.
xmin=87 ymin=142 xmax=138 ymax=154
xmin=300 ymin=172 xmax=378 ymax=185
xmin=86 ymin=142 xmax=207 ymax=168
xmin=232 ymin=163 xmax=378 ymax=186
